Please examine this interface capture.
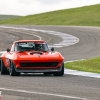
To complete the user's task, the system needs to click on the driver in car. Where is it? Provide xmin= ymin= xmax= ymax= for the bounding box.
xmin=35 ymin=44 xmax=42 ymax=51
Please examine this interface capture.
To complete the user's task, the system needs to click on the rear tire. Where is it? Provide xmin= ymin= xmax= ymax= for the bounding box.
xmin=9 ymin=61 xmax=20 ymax=76
xmin=1 ymin=59 xmax=9 ymax=75
xmin=53 ymin=62 xmax=64 ymax=76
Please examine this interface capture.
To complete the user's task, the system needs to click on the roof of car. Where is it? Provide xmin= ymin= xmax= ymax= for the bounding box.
xmin=14 ymin=40 xmax=45 ymax=43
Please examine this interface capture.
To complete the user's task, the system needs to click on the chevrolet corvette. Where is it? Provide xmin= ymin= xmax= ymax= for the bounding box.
xmin=0 ymin=40 xmax=64 ymax=76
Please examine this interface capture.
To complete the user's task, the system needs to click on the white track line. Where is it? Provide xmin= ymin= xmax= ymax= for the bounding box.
xmin=0 ymin=88 xmax=87 ymax=100
xmin=0 ymin=51 xmax=5 ymax=54
xmin=0 ymin=26 xmax=96 ymax=99
xmin=0 ymin=26 xmax=100 ymax=79
xmin=64 ymin=68 xmax=100 ymax=78
xmin=16 ymin=31 xmax=42 ymax=40
xmin=0 ymin=26 xmax=79 ymax=48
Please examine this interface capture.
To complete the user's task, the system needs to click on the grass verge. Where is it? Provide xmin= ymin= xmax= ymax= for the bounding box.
xmin=64 ymin=57 xmax=100 ymax=73
xmin=0 ymin=4 xmax=100 ymax=26
xmin=0 ymin=15 xmax=20 ymax=20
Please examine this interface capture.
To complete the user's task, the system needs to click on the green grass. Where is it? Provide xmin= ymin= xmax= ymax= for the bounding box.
xmin=0 ymin=5 xmax=100 ymax=73
xmin=0 ymin=4 xmax=100 ymax=26
xmin=0 ymin=15 xmax=20 ymax=20
xmin=64 ymin=57 xmax=100 ymax=73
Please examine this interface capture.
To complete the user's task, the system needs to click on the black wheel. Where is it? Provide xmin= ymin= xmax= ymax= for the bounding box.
xmin=53 ymin=62 xmax=64 ymax=76
xmin=1 ymin=59 xmax=9 ymax=75
xmin=9 ymin=61 xmax=20 ymax=76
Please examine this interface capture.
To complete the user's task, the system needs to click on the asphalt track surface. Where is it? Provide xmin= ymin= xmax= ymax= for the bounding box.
xmin=0 ymin=25 xmax=100 ymax=100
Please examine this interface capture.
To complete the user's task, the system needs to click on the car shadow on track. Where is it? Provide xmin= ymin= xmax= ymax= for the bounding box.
xmin=19 ymin=73 xmax=66 ymax=77
xmin=0 ymin=72 xmax=66 ymax=77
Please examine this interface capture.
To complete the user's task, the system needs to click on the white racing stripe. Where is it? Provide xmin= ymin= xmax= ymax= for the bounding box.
xmin=0 ymin=26 xmax=79 ymax=48
xmin=0 ymin=88 xmax=87 ymax=100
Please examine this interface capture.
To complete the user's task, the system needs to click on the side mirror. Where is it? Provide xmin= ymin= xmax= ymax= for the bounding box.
xmin=51 ymin=47 xmax=54 ymax=52
xmin=7 ymin=48 xmax=10 ymax=52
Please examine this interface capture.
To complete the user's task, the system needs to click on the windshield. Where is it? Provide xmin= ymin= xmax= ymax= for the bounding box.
xmin=15 ymin=42 xmax=49 ymax=52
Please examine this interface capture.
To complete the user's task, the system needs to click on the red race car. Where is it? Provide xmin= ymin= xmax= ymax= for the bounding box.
xmin=0 ymin=40 xmax=64 ymax=76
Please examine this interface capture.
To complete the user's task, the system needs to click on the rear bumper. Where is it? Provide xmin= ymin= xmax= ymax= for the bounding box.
xmin=14 ymin=66 xmax=62 ymax=73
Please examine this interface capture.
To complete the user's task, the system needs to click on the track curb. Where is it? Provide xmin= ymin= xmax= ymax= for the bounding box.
xmin=64 ymin=60 xmax=100 ymax=78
